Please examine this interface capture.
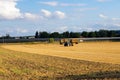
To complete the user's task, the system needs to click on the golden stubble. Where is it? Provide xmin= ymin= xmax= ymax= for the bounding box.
xmin=1 ymin=42 xmax=120 ymax=64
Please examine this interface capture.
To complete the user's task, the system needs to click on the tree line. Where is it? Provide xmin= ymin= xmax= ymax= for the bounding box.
xmin=35 ymin=30 xmax=120 ymax=38
xmin=0 ymin=29 xmax=120 ymax=39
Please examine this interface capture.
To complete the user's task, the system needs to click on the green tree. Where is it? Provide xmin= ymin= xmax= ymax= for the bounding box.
xmin=108 ymin=30 xmax=116 ymax=37
xmin=81 ymin=31 xmax=88 ymax=37
xmin=35 ymin=31 xmax=39 ymax=38
xmin=4 ymin=34 xmax=11 ymax=39
xmin=98 ymin=30 xmax=108 ymax=37
xmin=50 ymin=32 xmax=60 ymax=38
xmin=40 ymin=31 xmax=49 ymax=38
xmin=69 ymin=32 xmax=74 ymax=38
xmin=62 ymin=31 xmax=70 ymax=38
xmin=95 ymin=31 xmax=100 ymax=37
xmin=70 ymin=32 xmax=80 ymax=38
xmin=88 ymin=32 xmax=96 ymax=37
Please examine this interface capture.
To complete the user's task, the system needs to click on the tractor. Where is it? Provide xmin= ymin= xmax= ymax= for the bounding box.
xmin=60 ymin=38 xmax=80 ymax=46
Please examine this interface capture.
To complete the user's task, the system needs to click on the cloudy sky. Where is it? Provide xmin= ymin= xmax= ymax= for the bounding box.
xmin=0 ymin=0 xmax=120 ymax=36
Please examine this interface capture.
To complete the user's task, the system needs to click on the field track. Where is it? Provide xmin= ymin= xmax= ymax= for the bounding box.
xmin=1 ymin=42 xmax=120 ymax=64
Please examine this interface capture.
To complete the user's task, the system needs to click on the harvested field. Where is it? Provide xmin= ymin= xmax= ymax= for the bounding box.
xmin=0 ymin=41 xmax=120 ymax=80
xmin=1 ymin=42 xmax=120 ymax=64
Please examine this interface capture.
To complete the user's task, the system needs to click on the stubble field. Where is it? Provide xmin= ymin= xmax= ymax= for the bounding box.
xmin=1 ymin=41 xmax=120 ymax=64
xmin=0 ymin=41 xmax=120 ymax=80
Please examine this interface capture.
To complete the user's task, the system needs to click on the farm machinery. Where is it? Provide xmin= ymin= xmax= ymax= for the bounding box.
xmin=60 ymin=38 xmax=82 ymax=46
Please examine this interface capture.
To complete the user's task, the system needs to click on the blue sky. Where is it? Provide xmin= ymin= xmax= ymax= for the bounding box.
xmin=0 ymin=0 xmax=120 ymax=36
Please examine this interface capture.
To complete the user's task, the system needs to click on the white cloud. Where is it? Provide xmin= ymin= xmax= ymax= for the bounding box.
xmin=54 ymin=11 xmax=66 ymax=19
xmin=1 ymin=0 xmax=19 ymax=1
xmin=0 ymin=27 xmax=28 ymax=36
xmin=97 ymin=0 xmax=112 ymax=2
xmin=41 ymin=9 xmax=66 ymax=19
xmin=39 ymin=1 xmax=58 ymax=6
xmin=112 ymin=18 xmax=120 ymax=21
xmin=0 ymin=0 xmax=22 ymax=20
xmin=60 ymin=3 xmax=86 ymax=7
xmin=16 ymin=28 xmax=28 ymax=33
xmin=39 ymin=1 xmax=86 ymax=7
xmin=55 ymin=26 xmax=68 ymax=32
xmin=0 ymin=0 xmax=66 ymax=21
xmin=25 ymin=9 xmax=66 ymax=20
xmin=113 ymin=23 xmax=120 ymax=27
xmin=99 ymin=14 xmax=108 ymax=19
xmin=24 ymin=13 xmax=40 ymax=20
xmin=79 ymin=8 xmax=97 ymax=12
xmin=60 ymin=26 xmax=68 ymax=31
xmin=99 ymin=14 xmax=120 ymax=23
xmin=41 ymin=9 xmax=52 ymax=17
